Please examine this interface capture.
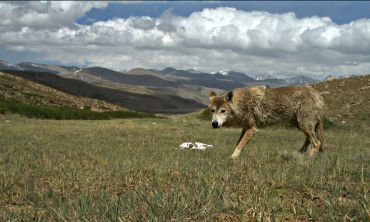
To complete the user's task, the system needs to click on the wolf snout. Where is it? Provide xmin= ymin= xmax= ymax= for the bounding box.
xmin=212 ymin=121 xmax=219 ymax=128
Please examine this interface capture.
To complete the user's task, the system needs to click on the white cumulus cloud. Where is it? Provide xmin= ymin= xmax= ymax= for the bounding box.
xmin=1 ymin=3 xmax=370 ymax=77
xmin=0 ymin=1 xmax=108 ymax=31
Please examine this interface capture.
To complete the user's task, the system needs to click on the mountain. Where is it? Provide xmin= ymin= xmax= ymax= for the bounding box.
xmin=323 ymin=75 xmax=335 ymax=81
xmin=2 ymin=70 xmax=205 ymax=113
xmin=0 ymin=61 xmax=80 ymax=74
xmin=0 ymin=60 xmax=320 ymax=88
xmin=127 ymin=68 xmax=185 ymax=81
xmin=63 ymin=69 xmax=223 ymax=105
xmin=161 ymin=67 xmax=192 ymax=77
xmin=79 ymin=67 xmax=179 ymax=87
xmin=0 ymin=71 xmax=125 ymax=111
xmin=127 ymin=68 xmax=160 ymax=76
xmin=0 ymin=60 xmax=23 ymax=71
xmin=16 ymin=62 xmax=59 ymax=74
xmin=160 ymin=67 xmax=317 ymax=88
xmin=31 ymin=64 xmax=80 ymax=74
xmin=213 ymin=71 xmax=255 ymax=83
xmin=0 ymin=59 xmax=325 ymax=114
xmin=160 ymin=67 xmax=246 ymax=90
xmin=284 ymin=75 xmax=317 ymax=85
xmin=254 ymin=74 xmax=275 ymax=81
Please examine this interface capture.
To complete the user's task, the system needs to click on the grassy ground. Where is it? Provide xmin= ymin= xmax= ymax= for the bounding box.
xmin=0 ymin=114 xmax=369 ymax=221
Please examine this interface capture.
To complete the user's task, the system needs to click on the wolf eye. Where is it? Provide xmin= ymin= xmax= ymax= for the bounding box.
xmin=211 ymin=109 xmax=215 ymax=113
xmin=220 ymin=109 xmax=226 ymax=113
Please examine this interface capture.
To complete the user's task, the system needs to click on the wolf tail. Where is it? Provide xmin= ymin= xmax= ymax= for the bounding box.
xmin=315 ymin=118 xmax=324 ymax=151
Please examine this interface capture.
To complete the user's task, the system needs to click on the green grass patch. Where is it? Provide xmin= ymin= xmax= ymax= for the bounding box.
xmin=0 ymin=99 xmax=157 ymax=120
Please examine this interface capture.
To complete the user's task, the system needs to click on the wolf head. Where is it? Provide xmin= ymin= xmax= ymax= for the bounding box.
xmin=208 ymin=91 xmax=234 ymax=128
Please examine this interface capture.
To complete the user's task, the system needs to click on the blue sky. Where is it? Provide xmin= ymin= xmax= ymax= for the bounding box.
xmin=1 ymin=1 xmax=370 ymax=77
xmin=77 ymin=1 xmax=370 ymax=25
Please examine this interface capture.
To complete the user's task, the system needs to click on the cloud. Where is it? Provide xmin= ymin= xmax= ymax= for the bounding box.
xmin=1 ymin=3 xmax=370 ymax=77
xmin=131 ymin=16 xmax=156 ymax=31
xmin=0 ymin=1 xmax=108 ymax=31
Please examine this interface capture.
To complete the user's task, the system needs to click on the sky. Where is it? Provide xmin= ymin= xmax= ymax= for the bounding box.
xmin=1 ymin=1 xmax=370 ymax=78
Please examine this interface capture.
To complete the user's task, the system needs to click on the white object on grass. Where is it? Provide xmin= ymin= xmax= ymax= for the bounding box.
xmin=179 ymin=142 xmax=213 ymax=150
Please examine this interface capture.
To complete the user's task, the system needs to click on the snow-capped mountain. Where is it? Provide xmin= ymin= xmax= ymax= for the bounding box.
xmin=218 ymin=70 xmax=230 ymax=76
xmin=1 ymin=59 xmax=321 ymax=91
xmin=0 ymin=60 xmax=23 ymax=71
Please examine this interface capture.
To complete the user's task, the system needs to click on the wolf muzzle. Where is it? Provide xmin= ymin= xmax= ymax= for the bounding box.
xmin=212 ymin=121 xmax=219 ymax=128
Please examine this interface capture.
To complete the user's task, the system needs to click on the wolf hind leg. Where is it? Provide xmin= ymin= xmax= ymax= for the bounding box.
xmin=299 ymin=126 xmax=321 ymax=155
xmin=296 ymin=107 xmax=322 ymax=155
xmin=299 ymin=137 xmax=310 ymax=153
xmin=315 ymin=120 xmax=324 ymax=152
xmin=297 ymin=117 xmax=321 ymax=155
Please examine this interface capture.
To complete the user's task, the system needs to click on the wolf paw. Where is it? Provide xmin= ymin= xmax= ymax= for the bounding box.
xmin=309 ymin=148 xmax=319 ymax=156
xmin=230 ymin=152 xmax=240 ymax=159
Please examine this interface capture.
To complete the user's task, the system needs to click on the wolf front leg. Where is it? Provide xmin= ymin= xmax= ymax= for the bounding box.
xmin=231 ymin=128 xmax=256 ymax=159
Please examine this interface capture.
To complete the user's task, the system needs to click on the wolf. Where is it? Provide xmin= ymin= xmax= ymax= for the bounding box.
xmin=208 ymin=85 xmax=325 ymax=159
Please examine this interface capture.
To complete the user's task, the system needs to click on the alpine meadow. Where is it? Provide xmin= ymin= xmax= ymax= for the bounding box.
xmin=0 ymin=111 xmax=369 ymax=221
xmin=1 ymin=75 xmax=369 ymax=221
xmin=1 ymin=1 xmax=370 ymax=221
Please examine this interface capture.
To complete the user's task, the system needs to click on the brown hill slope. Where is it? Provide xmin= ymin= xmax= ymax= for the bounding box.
xmin=61 ymin=71 xmax=222 ymax=105
xmin=0 ymin=72 xmax=126 ymax=112
xmin=312 ymin=74 xmax=370 ymax=127
xmin=2 ymin=70 xmax=205 ymax=113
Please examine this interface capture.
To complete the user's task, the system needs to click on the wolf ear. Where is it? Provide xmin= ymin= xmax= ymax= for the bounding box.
xmin=224 ymin=91 xmax=233 ymax=102
xmin=209 ymin=91 xmax=217 ymax=100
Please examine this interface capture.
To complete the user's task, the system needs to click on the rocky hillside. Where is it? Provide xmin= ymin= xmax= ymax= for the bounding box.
xmin=0 ymin=72 xmax=126 ymax=112
xmin=312 ymin=74 xmax=370 ymax=127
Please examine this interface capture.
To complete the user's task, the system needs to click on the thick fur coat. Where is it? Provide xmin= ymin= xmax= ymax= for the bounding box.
xmin=209 ymin=85 xmax=325 ymax=158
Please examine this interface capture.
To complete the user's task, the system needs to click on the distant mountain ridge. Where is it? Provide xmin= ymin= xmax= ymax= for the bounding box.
xmin=0 ymin=60 xmax=23 ymax=71
xmin=79 ymin=67 xmax=179 ymax=87
xmin=284 ymin=75 xmax=316 ymax=85
xmin=0 ymin=60 xmax=79 ymax=74
xmin=213 ymin=70 xmax=256 ymax=83
xmin=0 ymin=60 xmax=319 ymax=88
xmin=0 ymin=59 xmax=321 ymax=113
